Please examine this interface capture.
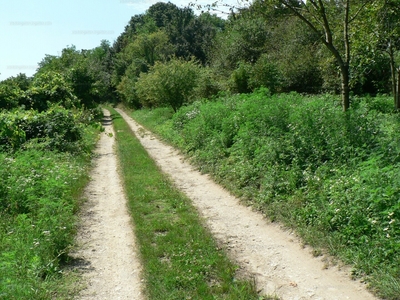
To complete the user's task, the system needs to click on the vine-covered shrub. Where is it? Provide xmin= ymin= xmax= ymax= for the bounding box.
xmin=0 ymin=105 xmax=101 ymax=152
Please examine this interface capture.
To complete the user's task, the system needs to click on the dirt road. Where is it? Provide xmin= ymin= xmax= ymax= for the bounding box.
xmin=116 ymin=108 xmax=377 ymax=300
xmin=72 ymin=108 xmax=377 ymax=300
xmin=73 ymin=110 xmax=144 ymax=300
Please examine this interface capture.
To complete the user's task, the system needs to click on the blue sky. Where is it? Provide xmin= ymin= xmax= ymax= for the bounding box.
xmin=0 ymin=0 xmax=236 ymax=81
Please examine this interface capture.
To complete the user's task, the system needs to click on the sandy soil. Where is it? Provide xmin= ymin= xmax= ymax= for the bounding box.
xmin=116 ymin=108 xmax=377 ymax=300
xmin=72 ymin=110 xmax=144 ymax=300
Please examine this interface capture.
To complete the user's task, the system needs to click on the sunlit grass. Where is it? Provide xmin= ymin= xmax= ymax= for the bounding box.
xmin=0 ymin=127 xmax=99 ymax=299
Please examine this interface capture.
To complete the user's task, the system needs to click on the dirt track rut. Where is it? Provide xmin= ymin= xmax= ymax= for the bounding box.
xmin=73 ymin=110 xmax=144 ymax=300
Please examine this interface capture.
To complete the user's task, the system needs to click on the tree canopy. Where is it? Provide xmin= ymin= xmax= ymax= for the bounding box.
xmin=1 ymin=1 xmax=399 ymax=112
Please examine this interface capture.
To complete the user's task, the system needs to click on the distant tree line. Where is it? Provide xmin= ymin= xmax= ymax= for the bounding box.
xmin=1 ymin=0 xmax=399 ymax=112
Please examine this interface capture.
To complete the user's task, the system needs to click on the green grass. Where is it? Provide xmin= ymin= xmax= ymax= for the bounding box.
xmin=109 ymin=107 xmax=273 ymax=300
xmin=129 ymin=92 xmax=400 ymax=300
xmin=0 ymin=114 xmax=100 ymax=300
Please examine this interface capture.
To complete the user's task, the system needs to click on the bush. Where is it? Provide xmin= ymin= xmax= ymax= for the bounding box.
xmin=0 ymin=83 xmax=23 ymax=110
xmin=135 ymin=57 xmax=201 ymax=111
xmin=25 ymin=71 xmax=79 ymax=112
xmin=248 ymin=54 xmax=281 ymax=93
xmin=229 ymin=62 xmax=252 ymax=94
xmin=0 ymin=106 xmax=101 ymax=152
xmin=193 ymin=67 xmax=225 ymax=100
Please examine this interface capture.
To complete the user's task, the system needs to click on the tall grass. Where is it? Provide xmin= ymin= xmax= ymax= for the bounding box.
xmin=0 ymin=109 xmax=100 ymax=299
xmin=131 ymin=90 xmax=400 ymax=299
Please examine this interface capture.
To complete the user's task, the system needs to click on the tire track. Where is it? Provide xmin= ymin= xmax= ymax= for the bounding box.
xmin=72 ymin=109 xmax=144 ymax=300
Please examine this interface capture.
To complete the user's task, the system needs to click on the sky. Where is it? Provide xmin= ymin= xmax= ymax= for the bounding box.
xmin=0 ymin=0 xmax=237 ymax=81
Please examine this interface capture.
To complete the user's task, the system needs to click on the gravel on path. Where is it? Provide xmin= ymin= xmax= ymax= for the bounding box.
xmin=72 ymin=109 xmax=144 ymax=300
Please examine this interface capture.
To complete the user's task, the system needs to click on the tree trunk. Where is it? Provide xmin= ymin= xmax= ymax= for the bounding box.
xmin=396 ymin=68 xmax=400 ymax=110
xmin=387 ymin=42 xmax=398 ymax=109
xmin=342 ymin=0 xmax=350 ymax=112
xmin=340 ymin=64 xmax=350 ymax=111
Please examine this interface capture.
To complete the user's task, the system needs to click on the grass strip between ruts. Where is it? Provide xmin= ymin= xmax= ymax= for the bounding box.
xmin=109 ymin=107 xmax=269 ymax=300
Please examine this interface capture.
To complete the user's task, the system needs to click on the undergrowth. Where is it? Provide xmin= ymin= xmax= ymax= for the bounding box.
xmin=131 ymin=90 xmax=400 ymax=299
xmin=0 ymin=106 xmax=101 ymax=299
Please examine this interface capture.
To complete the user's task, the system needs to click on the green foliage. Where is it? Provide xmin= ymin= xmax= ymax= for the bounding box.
xmin=36 ymin=45 xmax=115 ymax=107
xmin=0 ymin=93 xmax=99 ymax=298
xmin=211 ymin=15 xmax=270 ymax=72
xmin=209 ymin=10 xmax=324 ymax=95
xmin=0 ymin=146 xmax=93 ymax=299
xmin=0 ymin=74 xmax=31 ymax=110
xmin=115 ymin=30 xmax=175 ymax=107
xmin=268 ymin=17 xmax=323 ymax=93
xmin=0 ymin=105 xmax=102 ymax=153
xmin=134 ymin=92 xmax=400 ymax=299
xmin=248 ymin=54 xmax=281 ymax=93
xmin=230 ymin=62 xmax=252 ymax=94
xmin=111 ymin=3 xmax=224 ymax=99
xmin=27 ymin=71 xmax=79 ymax=111
xmin=229 ymin=59 xmax=281 ymax=94
xmin=0 ymin=83 xmax=24 ymax=110
xmin=135 ymin=58 xmax=201 ymax=111
xmin=193 ymin=67 xmax=226 ymax=100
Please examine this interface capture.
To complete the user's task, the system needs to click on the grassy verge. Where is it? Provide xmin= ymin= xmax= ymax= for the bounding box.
xmin=129 ymin=92 xmax=400 ymax=300
xmin=0 ymin=112 xmax=101 ymax=300
xmin=109 ymin=107 xmax=272 ymax=300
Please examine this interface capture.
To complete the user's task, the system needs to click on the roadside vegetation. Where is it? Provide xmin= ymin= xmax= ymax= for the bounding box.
xmin=131 ymin=91 xmax=400 ymax=299
xmin=1 ymin=0 xmax=400 ymax=298
xmin=0 ymin=43 xmax=104 ymax=299
xmin=0 ymin=108 xmax=102 ymax=299
xmin=109 ymin=107 xmax=273 ymax=299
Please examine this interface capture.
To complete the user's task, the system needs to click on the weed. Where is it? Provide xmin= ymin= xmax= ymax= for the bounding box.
xmin=131 ymin=92 xmax=400 ymax=299
xmin=0 ymin=111 xmax=99 ymax=299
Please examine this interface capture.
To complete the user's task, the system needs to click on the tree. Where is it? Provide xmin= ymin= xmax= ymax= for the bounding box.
xmin=36 ymin=45 xmax=114 ymax=107
xmin=264 ymin=16 xmax=323 ymax=93
xmin=135 ymin=58 xmax=201 ymax=111
xmin=180 ymin=14 xmax=223 ymax=64
xmin=254 ymin=0 xmax=376 ymax=111
xmin=85 ymin=40 xmax=116 ymax=103
xmin=350 ymin=0 xmax=400 ymax=106
xmin=376 ymin=0 xmax=400 ymax=108
xmin=211 ymin=14 xmax=270 ymax=73
xmin=0 ymin=74 xmax=32 ymax=110
xmin=0 ymin=80 xmax=24 ymax=110
xmin=27 ymin=71 xmax=78 ymax=111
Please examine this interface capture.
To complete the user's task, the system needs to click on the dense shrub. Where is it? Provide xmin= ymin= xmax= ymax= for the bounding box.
xmin=25 ymin=72 xmax=79 ymax=112
xmin=229 ymin=62 xmax=252 ymax=94
xmin=135 ymin=91 xmax=400 ymax=299
xmin=248 ymin=54 xmax=281 ymax=93
xmin=0 ymin=103 xmax=100 ymax=298
xmin=0 ymin=105 xmax=101 ymax=152
xmin=0 ymin=83 xmax=23 ymax=110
